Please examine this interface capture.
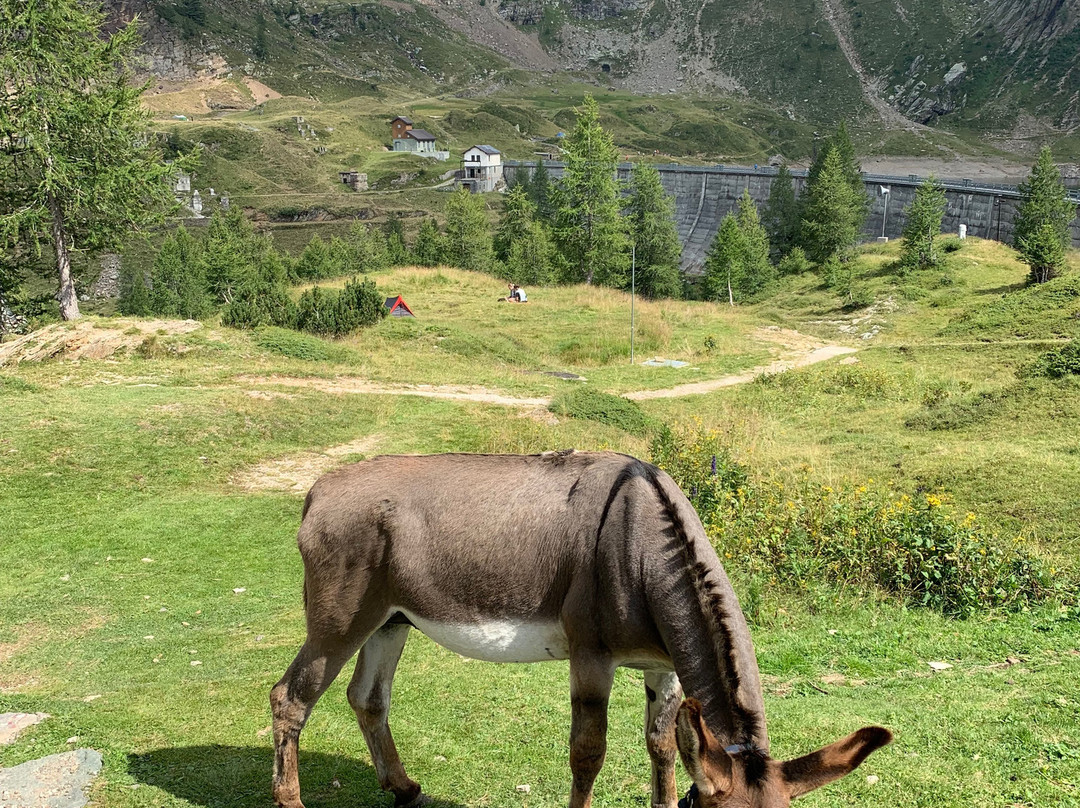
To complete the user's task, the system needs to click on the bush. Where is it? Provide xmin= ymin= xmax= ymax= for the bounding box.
xmin=254 ymin=326 xmax=352 ymax=362
xmin=1020 ymin=341 xmax=1080 ymax=378
xmin=548 ymin=387 xmax=653 ymax=436
xmin=295 ymin=277 xmax=386 ymax=337
xmin=650 ymin=423 xmax=1066 ymax=617
xmin=222 ymin=283 xmax=297 ymax=330
xmin=778 ymin=246 xmax=811 ymax=275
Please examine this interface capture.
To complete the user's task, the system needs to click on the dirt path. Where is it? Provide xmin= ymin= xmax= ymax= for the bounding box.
xmin=625 ymin=329 xmax=856 ymax=400
xmin=241 ymin=329 xmax=855 ymax=406
xmin=238 ymin=375 xmax=551 ymax=407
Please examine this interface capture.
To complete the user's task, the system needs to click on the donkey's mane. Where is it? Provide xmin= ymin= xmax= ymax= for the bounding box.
xmin=641 ymin=462 xmax=763 ymax=746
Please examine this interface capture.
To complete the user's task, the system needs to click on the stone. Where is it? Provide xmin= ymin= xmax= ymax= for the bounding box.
xmin=89 ymin=254 xmax=121 ymax=299
xmin=0 ymin=713 xmax=49 ymax=746
xmin=0 ymin=748 xmax=102 ymax=808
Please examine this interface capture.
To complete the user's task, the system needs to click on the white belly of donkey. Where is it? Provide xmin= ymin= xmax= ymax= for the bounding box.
xmin=400 ymin=610 xmax=571 ymax=663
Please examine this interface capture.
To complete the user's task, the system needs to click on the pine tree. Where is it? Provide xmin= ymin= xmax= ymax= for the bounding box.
xmin=703 ymin=215 xmax=745 ymax=306
xmin=554 ymin=96 xmax=628 ymax=287
xmin=800 ymin=148 xmax=862 ymax=264
xmin=506 ymin=221 xmax=555 ymax=286
xmin=348 ymin=222 xmax=390 ymax=273
xmin=762 ymin=164 xmax=800 ymax=258
xmin=900 ymin=176 xmax=946 ymax=270
xmin=118 ymin=265 xmax=151 ymax=316
xmin=734 ymin=190 xmax=775 ymax=298
xmin=200 ymin=209 xmax=266 ymax=303
xmin=295 ymin=235 xmax=334 ymax=280
xmin=801 ymin=122 xmax=868 ymax=245
xmin=1019 ymin=223 xmax=1067 ymax=285
xmin=413 ymin=218 xmax=443 ymax=267
xmin=382 ymin=217 xmax=408 ymax=266
xmin=150 ymin=224 xmax=209 ymax=318
xmin=494 ymin=185 xmax=536 ymax=261
xmin=0 ymin=1 xmax=189 ymax=320
xmin=627 ymin=163 xmax=682 ymax=299
xmin=1014 ymin=147 xmax=1075 ymax=284
xmin=529 ymin=159 xmax=554 ymax=223
xmin=443 ymin=187 xmax=493 ymax=272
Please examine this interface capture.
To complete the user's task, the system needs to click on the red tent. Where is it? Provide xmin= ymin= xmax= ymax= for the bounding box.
xmin=384 ymin=295 xmax=415 ymax=317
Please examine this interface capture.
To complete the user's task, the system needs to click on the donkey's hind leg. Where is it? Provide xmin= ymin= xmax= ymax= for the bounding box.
xmin=347 ymin=623 xmax=425 ymax=806
xmin=644 ymin=671 xmax=682 ymax=808
xmin=271 ymin=635 xmax=366 ymax=808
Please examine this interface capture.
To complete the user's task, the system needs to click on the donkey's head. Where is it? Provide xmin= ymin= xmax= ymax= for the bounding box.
xmin=675 ymin=699 xmax=892 ymax=808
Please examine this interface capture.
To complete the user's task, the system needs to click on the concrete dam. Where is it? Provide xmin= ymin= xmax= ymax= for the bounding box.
xmin=503 ymin=162 xmax=1080 ymax=275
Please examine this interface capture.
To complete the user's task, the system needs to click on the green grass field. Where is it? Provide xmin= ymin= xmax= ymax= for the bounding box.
xmin=2 ymin=239 xmax=1079 ymax=807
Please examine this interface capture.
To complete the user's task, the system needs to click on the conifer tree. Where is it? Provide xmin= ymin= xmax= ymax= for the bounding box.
xmin=0 ymin=0 xmax=187 ymax=320
xmin=382 ymin=216 xmax=408 ymax=266
xmin=734 ymin=190 xmax=775 ymax=298
xmin=443 ymin=187 xmax=493 ymax=272
xmin=506 ymin=222 xmax=555 ymax=286
xmin=800 ymin=148 xmax=862 ymax=264
xmin=554 ymin=96 xmax=628 ymax=287
xmin=1014 ymin=147 xmax=1075 ymax=284
xmin=762 ymin=164 xmax=800 ymax=258
xmin=899 ymin=176 xmax=946 ymax=270
xmin=626 ymin=163 xmax=682 ymax=299
xmin=494 ymin=185 xmax=535 ymax=261
xmin=413 ymin=218 xmax=443 ymax=267
xmin=149 ymin=224 xmax=210 ymax=318
xmin=118 ymin=265 xmax=151 ymax=316
xmin=253 ymin=12 xmax=269 ymax=60
xmin=295 ymin=235 xmax=334 ymax=280
xmin=801 ymin=122 xmax=868 ymax=245
xmin=703 ymin=215 xmax=744 ymax=306
xmin=201 ymin=209 xmax=266 ymax=303
xmin=348 ymin=222 xmax=390 ymax=273
xmin=1019 ymin=223 xmax=1068 ymax=285
xmin=528 ymin=159 xmax=554 ymax=223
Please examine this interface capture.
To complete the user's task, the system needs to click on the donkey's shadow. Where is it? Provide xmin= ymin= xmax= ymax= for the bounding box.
xmin=128 ymin=746 xmax=467 ymax=808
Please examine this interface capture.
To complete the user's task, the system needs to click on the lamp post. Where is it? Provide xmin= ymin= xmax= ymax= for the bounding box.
xmin=630 ymin=243 xmax=636 ymax=365
xmin=880 ymin=186 xmax=890 ymax=240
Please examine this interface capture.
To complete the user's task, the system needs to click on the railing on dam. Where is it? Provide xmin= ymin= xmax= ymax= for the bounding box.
xmin=504 ymin=160 xmax=1080 ymax=273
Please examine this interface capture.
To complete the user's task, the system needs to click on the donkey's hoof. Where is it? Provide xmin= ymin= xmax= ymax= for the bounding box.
xmin=396 ymin=789 xmax=430 ymax=808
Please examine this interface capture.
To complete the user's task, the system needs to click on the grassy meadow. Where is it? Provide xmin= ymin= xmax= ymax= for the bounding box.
xmin=2 ymin=238 xmax=1079 ymax=808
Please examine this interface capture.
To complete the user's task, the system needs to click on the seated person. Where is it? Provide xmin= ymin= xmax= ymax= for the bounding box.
xmin=514 ymin=285 xmax=527 ymax=303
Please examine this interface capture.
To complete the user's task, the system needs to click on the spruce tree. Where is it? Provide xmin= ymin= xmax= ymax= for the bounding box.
xmin=382 ymin=217 xmax=408 ymax=266
xmin=762 ymin=164 xmax=800 ymax=258
xmin=348 ymin=222 xmax=390 ymax=273
xmin=703 ymin=215 xmax=745 ymax=306
xmin=506 ymin=222 xmax=554 ymax=286
xmin=1014 ymin=147 xmax=1075 ymax=284
xmin=734 ymin=190 xmax=775 ymax=298
xmin=529 ymin=159 xmax=554 ymax=223
xmin=899 ymin=176 xmax=946 ymax=271
xmin=801 ymin=148 xmax=862 ymax=264
xmin=801 ymin=122 xmax=868 ymax=245
xmin=443 ymin=187 xmax=493 ymax=272
xmin=295 ymin=235 xmax=334 ymax=280
xmin=554 ymin=96 xmax=628 ymax=287
xmin=1019 ymin=223 xmax=1068 ymax=285
xmin=0 ymin=0 xmax=187 ymax=320
xmin=201 ymin=209 xmax=265 ymax=303
xmin=627 ymin=163 xmax=682 ymax=299
xmin=413 ymin=218 xmax=443 ymax=267
xmin=494 ymin=185 xmax=536 ymax=261
xmin=150 ymin=224 xmax=209 ymax=318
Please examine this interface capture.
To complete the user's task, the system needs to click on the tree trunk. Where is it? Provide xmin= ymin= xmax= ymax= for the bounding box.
xmin=727 ymin=274 xmax=734 ymax=307
xmin=49 ymin=194 xmax=81 ymax=320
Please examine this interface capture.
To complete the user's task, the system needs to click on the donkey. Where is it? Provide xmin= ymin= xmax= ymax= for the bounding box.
xmin=271 ymin=451 xmax=892 ymax=808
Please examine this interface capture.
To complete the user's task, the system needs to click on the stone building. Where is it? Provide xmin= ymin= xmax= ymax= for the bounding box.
xmin=459 ymin=145 xmax=503 ymax=193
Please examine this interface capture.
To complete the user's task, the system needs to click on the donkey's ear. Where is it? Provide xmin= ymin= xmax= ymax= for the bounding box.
xmin=781 ymin=726 xmax=892 ymax=799
xmin=675 ymin=699 xmax=732 ymax=796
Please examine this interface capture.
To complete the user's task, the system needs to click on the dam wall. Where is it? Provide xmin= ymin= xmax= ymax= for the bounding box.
xmin=504 ymin=162 xmax=1080 ymax=274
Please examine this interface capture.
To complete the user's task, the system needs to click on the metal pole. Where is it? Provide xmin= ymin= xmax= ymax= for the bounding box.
xmin=881 ymin=189 xmax=889 ymax=238
xmin=630 ymin=243 xmax=635 ymax=365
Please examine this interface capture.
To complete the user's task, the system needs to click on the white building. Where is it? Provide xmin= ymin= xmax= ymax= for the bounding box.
xmin=459 ymin=145 xmax=503 ymax=193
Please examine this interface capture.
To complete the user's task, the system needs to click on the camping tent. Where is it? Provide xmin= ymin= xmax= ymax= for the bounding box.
xmin=384 ymin=296 xmax=415 ymax=317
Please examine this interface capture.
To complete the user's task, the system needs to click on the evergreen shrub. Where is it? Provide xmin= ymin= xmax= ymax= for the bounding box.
xmin=548 ymin=387 xmax=652 ymax=436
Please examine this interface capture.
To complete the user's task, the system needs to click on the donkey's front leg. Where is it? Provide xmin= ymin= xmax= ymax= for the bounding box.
xmin=643 ymin=671 xmax=682 ymax=808
xmin=568 ymin=654 xmax=616 ymax=808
